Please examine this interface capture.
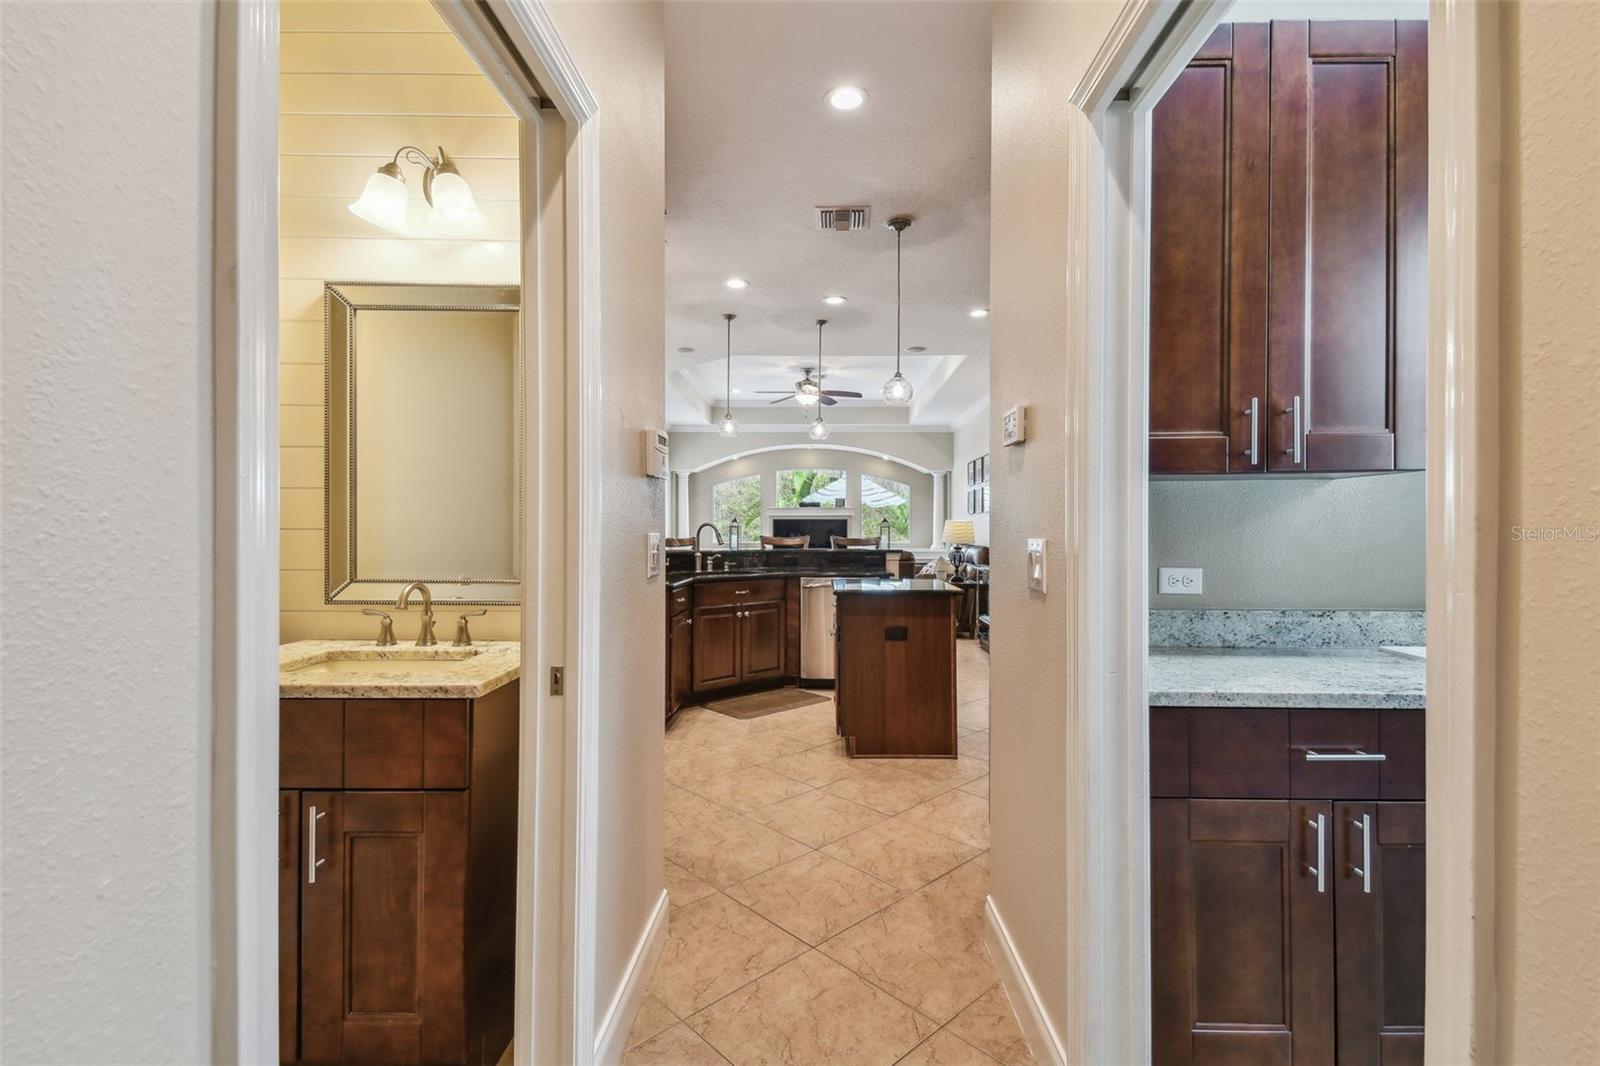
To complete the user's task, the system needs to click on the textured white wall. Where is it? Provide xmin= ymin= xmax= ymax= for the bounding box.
xmin=543 ymin=0 xmax=668 ymax=1036
xmin=1 ymin=2 xmax=213 ymax=1061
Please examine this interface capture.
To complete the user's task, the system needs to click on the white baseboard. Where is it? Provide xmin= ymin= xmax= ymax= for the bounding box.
xmin=592 ymin=888 xmax=670 ymax=1066
xmin=983 ymin=894 xmax=1068 ymax=1066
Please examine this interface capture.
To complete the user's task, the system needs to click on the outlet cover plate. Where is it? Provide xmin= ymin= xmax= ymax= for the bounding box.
xmin=1157 ymin=566 xmax=1203 ymax=595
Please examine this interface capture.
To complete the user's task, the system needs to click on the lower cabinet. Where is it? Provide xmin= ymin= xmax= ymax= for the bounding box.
xmin=280 ymin=686 xmax=518 ymax=1065
xmin=668 ymin=607 xmax=693 ymax=720
xmin=1151 ymin=707 xmax=1424 ymax=1066
xmin=689 ymin=580 xmax=787 ymax=694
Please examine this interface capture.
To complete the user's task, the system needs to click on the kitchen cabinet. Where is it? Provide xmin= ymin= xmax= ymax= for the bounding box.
xmin=668 ymin=605 xmax=693 ymax=720
xmin=1150 ymin=21 xmax=1426 ymax=475
xmin=1150 ymin=707 xmax=1425 ymax=1064
xmin=690 ymin=579 xmax=787 ymax=693
xmin=833 ymin=581 xmax=961 ymax=757
xmin=279 ymin=685 xmax=518 ymax=1065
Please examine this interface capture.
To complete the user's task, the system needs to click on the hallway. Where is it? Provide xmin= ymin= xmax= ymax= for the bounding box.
xmin=630 ymin=641 xmax=1031 ymax=1064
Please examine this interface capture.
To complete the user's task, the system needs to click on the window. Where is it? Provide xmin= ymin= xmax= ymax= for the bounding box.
xmin=775 ymin=468 xmax=846 ymax=508
xmin=860 ymin=474 xmax=911 ymax=546
xmin=710 ymin=475 xmax=761 ymax=540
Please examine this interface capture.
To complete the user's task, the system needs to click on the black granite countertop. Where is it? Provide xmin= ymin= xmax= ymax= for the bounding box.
xmin=667 ymin=568 xmax=891 ymax=591
xmin=832 ymin=578 xmax=962 ymax=595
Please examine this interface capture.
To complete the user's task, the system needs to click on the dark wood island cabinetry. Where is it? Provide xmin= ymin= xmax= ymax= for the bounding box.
xmin=833 ymin=579 xmax=962 ymax=758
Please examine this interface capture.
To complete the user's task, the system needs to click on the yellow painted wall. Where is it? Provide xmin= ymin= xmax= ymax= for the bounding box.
xmin=278 ymin=0 xmax=521 ymax=642
xmin=1494 ymin=2 xmax=1600 ymax=1061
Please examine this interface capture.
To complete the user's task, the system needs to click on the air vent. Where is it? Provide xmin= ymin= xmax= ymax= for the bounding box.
xmin=817 ymin=205 xmax=870 ymax=232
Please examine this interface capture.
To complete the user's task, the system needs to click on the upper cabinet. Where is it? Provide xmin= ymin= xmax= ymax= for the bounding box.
xmin=1150 ymin=21 xmax=1427 ymax=475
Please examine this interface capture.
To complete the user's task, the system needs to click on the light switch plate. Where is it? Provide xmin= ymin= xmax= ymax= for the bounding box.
xmin=646 ymin=532 xmax=663 ymax=578
xmin=1157 ymin=566 xmax=1203 ymax=595
xmin=1026 ymin=538 xmax=1047 ymax=593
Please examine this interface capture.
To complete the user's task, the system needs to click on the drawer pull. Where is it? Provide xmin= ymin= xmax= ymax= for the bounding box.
xmin=1306 ymin=813 xmax=1326 ymax=893
xmin=1304 ymin=749 xmax=1386 ymax=762
xmin=307 ymin=805 xmax=328 ymax=885
xmin=1348 ymin=813 xmax=1372 ymax=894
xmin=733 ymin=589 xmax=750 ymax=596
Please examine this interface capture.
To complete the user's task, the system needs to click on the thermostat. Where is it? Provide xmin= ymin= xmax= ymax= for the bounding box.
xmin=1001 ymin=404 xmax=1028 ymax=447
xmin=642 ymin=428 xmax=669 ymax=479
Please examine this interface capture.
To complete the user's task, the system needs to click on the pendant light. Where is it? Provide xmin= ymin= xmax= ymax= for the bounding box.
xmin=881 ymin=215 xmax=914 ymax=406
xmin=718 ymin=313 xmax=739 ymax=437
xmin=808 ymin=319 xmax=831 ymax=441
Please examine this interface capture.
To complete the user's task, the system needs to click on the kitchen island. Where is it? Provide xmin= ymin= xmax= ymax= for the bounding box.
xmin=833 ymin=578 xmax=963 ymax=758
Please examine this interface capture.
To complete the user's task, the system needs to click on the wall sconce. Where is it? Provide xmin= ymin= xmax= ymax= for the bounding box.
xmin=348 ymin=145 xmax=486 ymax=237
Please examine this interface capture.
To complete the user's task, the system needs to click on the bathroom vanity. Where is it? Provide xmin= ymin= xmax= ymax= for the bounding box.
xmin=277 ymin=642 xmax=520 ymax=1066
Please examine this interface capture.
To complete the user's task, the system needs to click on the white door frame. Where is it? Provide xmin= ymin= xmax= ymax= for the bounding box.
xmin=211 ymin=2 xmax=603 ymax=1061
xmin=1060 ymin=1 xmax=1500 ymax=1061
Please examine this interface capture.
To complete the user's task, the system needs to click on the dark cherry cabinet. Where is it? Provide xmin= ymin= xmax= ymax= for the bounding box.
xmin=689 ymin=579 xmax=787 ymax=694
xmin=739 ymin=601 xmax=786 ymax=683
xmin=691 ymin=603 xmax=741 ymax=691
xmin=1151 ymin=20 xmax=1426 ymax=475
xmin=279 ymin=685 xmax=518 ymax=1065
xmin=1151 ymin=707 xmax=1424 ymax=1064
xmin=668 ymin=607 xmax=694 ymax=720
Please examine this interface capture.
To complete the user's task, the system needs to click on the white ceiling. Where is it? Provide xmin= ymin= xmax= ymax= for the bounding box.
xmin=664 ymin=1 xmax=992 ymax=430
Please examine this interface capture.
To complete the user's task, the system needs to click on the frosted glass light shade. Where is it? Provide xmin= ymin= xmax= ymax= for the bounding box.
xmin=795 ymin=388 xmax=821 ymax=407
xmin=808 ymin=417 xmax=830 ymax=441
xmin=718 ymin=412 xmax=739 ymax=437
xmin=882 ymin=371 xmax=913 ymax=406
xmin=426 ymin=169 xmax=486 ymax=236
xmin=348 ymin=166 xmax=409 ymax=233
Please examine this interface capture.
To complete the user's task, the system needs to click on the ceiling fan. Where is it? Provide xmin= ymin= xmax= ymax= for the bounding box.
xmin=755 ymin=321 xmax=865 ymax=406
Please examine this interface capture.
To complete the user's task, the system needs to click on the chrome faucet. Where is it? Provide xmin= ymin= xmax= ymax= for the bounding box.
xmin=395 ymin=582 xmax=437 ymax=646
xmin=694 ymin=522 xmax=724 ymax=573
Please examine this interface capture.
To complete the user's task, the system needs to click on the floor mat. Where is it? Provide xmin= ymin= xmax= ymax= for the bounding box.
xmin=703 ymin=688 xmax=832 ymax=720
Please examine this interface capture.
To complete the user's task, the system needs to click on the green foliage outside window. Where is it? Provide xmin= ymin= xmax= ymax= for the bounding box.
xmin=711 ymin=475 xmax=761 ymax=541
xmin=860 ymin=474 xmax=911 ymax=546
xmin=775 ymin=469 xmax=846 ymax=508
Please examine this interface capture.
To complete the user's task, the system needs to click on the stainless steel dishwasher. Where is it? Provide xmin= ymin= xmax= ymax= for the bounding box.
xmin=800 ymin=578 xmax=837 ymax=683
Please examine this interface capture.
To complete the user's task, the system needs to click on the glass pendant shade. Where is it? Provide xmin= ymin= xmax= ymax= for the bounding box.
xmin=882 ymin=371 xmax=913 ymax=406
xmin=348 ymin=165 xmax=409 ymax=233
xmin=795 ymin=387 xmax=821 ymax=407
xmin=426 ymin=167 xmax=486 ymax=236
xmin=719 ymin=412 xmax=739 ymax=437
xmin=808 ymin=416 xmax=830 ymax=441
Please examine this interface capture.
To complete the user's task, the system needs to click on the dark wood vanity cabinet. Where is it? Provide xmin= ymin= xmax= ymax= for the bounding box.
xmin=279 ymin=685 xmax=518 ymax=1065
xmin=690 ymin=579 xmax=787 ymax=694
xmin=1150 ymin=20 xmax=1427 ymax=475
xmin=1151 ymin=707 xmax=1425 ymax=1065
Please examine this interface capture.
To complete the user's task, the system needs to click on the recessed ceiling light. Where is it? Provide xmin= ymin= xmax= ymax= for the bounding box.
xmin=906 ymin=345 xmax=927 ymax=353
xmin=823 ymin=295 xmax=847 ymax=306
xmin=828 ymin=86 xmax=866 ymax=111
xmin=676 ymin=346 xmax=695 ymax=353
xmin=725 ymin=277 xmax=749 ymax=290
xmin=969 ymin=307 xmax=989 ymax=318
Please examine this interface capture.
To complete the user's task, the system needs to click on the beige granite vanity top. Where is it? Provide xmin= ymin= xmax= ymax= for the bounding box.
xmin=278 ymin=640 xmax=520 ymax=699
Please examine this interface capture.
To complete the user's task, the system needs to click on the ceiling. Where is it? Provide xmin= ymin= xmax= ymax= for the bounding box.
xmin=664 ymin=1 xmax=992 ymax=431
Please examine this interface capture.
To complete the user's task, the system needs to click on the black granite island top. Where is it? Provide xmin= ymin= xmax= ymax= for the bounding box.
xmin=665 ymin=547 xmax=893 ymax=590
xmin=832 ymin=578 xmax=962 ymax=595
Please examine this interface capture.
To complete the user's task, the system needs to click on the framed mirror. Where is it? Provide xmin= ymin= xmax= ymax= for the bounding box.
xmin=324 ymin=281 xmax=522 ymax=606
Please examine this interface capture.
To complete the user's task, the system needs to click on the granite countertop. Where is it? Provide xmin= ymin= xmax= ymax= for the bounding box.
xmin=832 ymin=578 xmax=962 ymax=595
xmin=1149 ymin=646 xmax=1425 ymax=709
xmin=279 ymin=640 xmax=520 ymax=699
xmin=668 ymin=569 xmax=889 ymax=590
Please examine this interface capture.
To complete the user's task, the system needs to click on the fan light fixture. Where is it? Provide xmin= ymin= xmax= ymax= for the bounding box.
xmin=882 ymin=216 xmax=914 ymax=407
xmin=718 ymin=312 xmax=739 ymax=437
xmin=809 ymin=319 xmax=832 ymax=440
xmin=349 ymin=145 xmax=485 ymax=236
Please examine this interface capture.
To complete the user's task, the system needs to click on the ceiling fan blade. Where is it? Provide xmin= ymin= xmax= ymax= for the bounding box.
xmin=819 ymin=394 xmax=838 ymax=406
xmin=821 ymin=390 xmax=863 ymax=398
xmin=753 ymin=390 xmax=796 ymax=394
xmin=768 ymin=395 xmax=796 ymax=405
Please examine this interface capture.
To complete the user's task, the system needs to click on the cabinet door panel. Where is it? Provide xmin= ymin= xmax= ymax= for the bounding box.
xmin=1334 ymin=802 xmax=1424 ymax=1066
xmin=344 ymin=700 xmax=424 ymax=789
xmin=279 ymin=791 xmax=300 ymax=1062
xmin=740 ymin=601 xmax=786 ymax=682
xmin=1149 ymin=23 xmax=1270 ymax=474
xmin=1151 ymin=799 xmax=1334 ymax=1065
xmin=670 ymin=612 xmax=694 ymax=713
xmin=692 ymin=604 xmax=740 ymax=691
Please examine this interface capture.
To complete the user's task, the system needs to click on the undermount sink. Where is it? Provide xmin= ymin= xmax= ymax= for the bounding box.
xmin=284 ymin=650 xmax=480 ymax=677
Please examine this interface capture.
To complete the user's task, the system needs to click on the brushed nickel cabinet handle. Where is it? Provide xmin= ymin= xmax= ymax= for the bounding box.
xmin=733 ymin=589 xmax=750 ymax=596
xmin=1243 ymin=397 xmax=1260 ymax=465
xmin=1306 ymin=813 xmax=1326 ymax=894
xmin=307 ymin=805 xmax=328 ymax=885
xmin=1284 ymin=395 xmax=1303 ymax=463
xmin=1349 ymin=813 xmax=1372 ymax=894
xmin=1304 ymin=749 xmax=1387 ymax=762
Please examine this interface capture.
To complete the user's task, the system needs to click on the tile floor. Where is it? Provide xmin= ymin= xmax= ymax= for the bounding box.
xmin=625 ymin=639 xmax=1035 ymax=1065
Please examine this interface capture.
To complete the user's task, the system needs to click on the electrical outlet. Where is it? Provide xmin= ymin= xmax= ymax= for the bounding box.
xmin=1158 ymin=566 xmax=1203 ymax=595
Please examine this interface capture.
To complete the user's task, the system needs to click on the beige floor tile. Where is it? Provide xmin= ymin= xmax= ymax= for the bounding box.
xmin=823 ymin=765 xmax=959 ymax=815
xmin=956 ymin=701 xmax=990 ymax=732
xmin=767 ymin=742 xmax=872 ymax=788
xmin=668 ymin=744 xmax=749 ymax=789
xmin=896 ymin=1028 xmax=1000 ymax=1065
xmin=945 ymin=985 xmax=1036 ymax=1065
xmin=917 ymin=857 xmax=991 ymax=937
xmin=957 ymin=775 xmax=989 ymax=798
xmin=760 ymin=711 xmax=842 ymax=746
xmin=666 ymin=805 xmax=813 ymax=887
xmin=711 ymin=729 xmax=818 ymax=767
xmin=820 ymin=816 xmax=982 ymax=892
xmin=686 ymin=765 xmax=815 ymax=813
xmin=817 ymin=871 xmax=997 ymax=1022
xmin=626 ymin=992 xmax=680 ymax=1049
xmin=755 ymin=788 xmax=886 ymax=848
xmin=649 ymin=893 xmax=807 ymax=1017
xmin=621 ymin=1022 xmax=731 ymax=1065
xmin=961 ymin=731 xmax=991 ymax=760
xmin=666 ymin=785 xmax=731 ymax=843
xmin=688 ymin=951 xmax=937 ymax=1066
xmin=666 ymin=860 xmax=719 ymax=909
xmin=893 ymin=753 xmax=990 ymax=787
xmin=899 ymin=790 xmax=991 ymax=850
xmin=725 ymin=852 xmax=902 ymax=945
xmin=669 ymin=707 xmax=753 ymax=748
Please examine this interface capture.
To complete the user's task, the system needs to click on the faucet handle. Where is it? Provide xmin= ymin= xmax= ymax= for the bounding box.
xmin=453 ymin=607 xmax=489 ymax=647
xmin=361 ymin=608 xmax=397 ymax=647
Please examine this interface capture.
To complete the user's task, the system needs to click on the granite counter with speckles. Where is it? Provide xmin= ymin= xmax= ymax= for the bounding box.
xmin=1149 ymin=646 xmax=1424 ymax=709
xmin=278 ymin=640 xmax=520 ymax=699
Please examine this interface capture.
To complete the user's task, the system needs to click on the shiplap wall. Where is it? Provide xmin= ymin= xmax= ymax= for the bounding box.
xmin=279 ymin=0 xmax=522 ymax=641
